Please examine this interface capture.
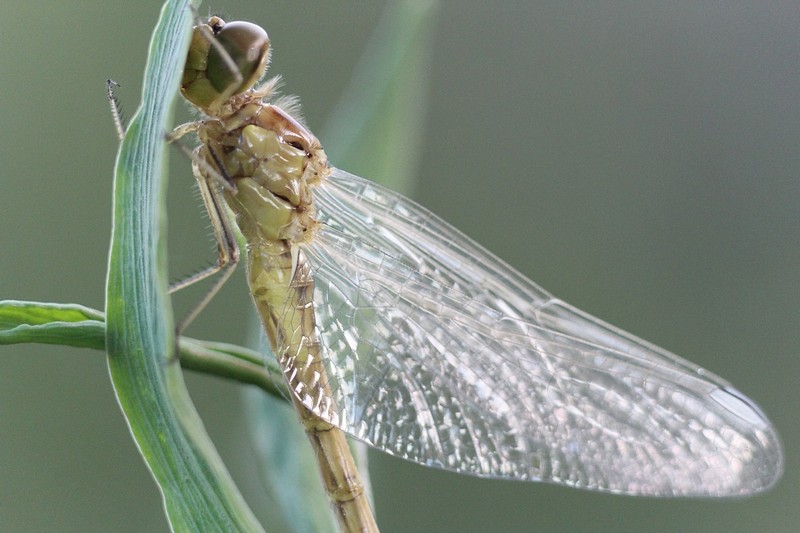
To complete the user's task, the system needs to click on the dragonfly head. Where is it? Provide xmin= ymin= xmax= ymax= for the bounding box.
xmin=181 ymin=17 xmax=270 ymax=112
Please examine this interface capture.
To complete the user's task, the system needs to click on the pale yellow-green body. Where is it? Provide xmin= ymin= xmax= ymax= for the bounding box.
xmin=176 ymin=17 xmax=379 ymax=533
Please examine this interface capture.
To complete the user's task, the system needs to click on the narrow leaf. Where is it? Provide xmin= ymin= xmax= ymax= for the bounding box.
xmin=0 ymin=300 xmax=284 ymax=399
xmin=105 ymin=1 xmax=262 ymax=531
xmin=244 ymin=2 xmax=439 ymax=531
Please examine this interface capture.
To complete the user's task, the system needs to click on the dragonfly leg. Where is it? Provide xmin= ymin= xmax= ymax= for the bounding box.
xmin=169 ymin=125 xmax=237 ymax=192
xmin=170 ymin=154 xmax=241 ymax=334
xmin=106 ymin=79 xmax=126 ymax=141
xmin=168 ymin=121 xmax=203 ymax=142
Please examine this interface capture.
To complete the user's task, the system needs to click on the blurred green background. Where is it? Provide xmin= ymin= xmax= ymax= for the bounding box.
xmin=1 ymin=1 xmax=797 ymax=531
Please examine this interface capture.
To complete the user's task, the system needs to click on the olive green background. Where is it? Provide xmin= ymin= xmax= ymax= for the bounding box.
xmin=1 ymin=2 xmax=796 ymax=531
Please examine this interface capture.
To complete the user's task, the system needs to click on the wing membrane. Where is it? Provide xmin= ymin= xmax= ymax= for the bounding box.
xmin=284 ymin=168 xmax=781 ymax=496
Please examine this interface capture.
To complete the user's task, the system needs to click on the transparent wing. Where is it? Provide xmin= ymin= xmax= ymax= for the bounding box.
xmin=288 ymin=167 xmax=782 ymax=496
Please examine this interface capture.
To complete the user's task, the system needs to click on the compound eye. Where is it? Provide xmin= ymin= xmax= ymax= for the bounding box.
xmin=181 ymin=18 xmax=270 ymax=110
xmin=207 ymin=21 xmax=270 ymax=97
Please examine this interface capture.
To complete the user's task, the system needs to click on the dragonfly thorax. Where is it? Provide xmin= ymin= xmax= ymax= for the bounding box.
xmin=195 ymin=100 xmax=329 ymax=249
xmin=181 ymin=17 xmax=329 ymax=248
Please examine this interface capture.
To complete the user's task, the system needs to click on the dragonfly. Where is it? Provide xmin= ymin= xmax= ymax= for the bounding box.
xmin=163 ymin=15 xmax=782 ymax=533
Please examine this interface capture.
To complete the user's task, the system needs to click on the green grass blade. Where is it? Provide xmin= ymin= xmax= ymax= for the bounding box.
xmin=0 ymin=300 xmax=104 ymax=348
xmin=243 ymin=2 xmax=439 ymax=531
xmin=322 ymin=0 xmax=439 ymax=194
xmin=0 ymin=300 xmax=104 ymax=326
xmin=105 ymin=1 xmax=262 ymax=531
xmin=0 ymin=300 xmax=284 ymax=399
xmin=242 ymin=325 xmax=337 ymax=533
